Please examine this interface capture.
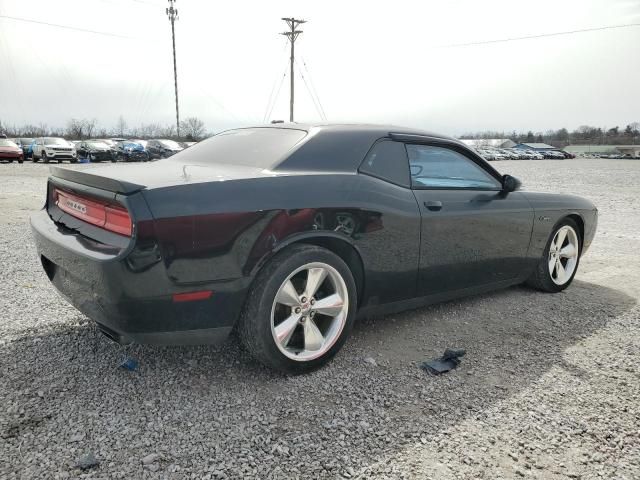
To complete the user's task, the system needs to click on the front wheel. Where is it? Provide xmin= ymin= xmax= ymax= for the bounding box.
xmin=526 ymin=218 xmax=581 ymax=292
xmin=238 ymin=244 xmax=357 ymax=374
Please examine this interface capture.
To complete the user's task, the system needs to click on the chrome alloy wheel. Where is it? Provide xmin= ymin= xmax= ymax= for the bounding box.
xmin=270 ymin=262 xmax=349 ymax=361
xmin=549 ymin=225 xmax=579 ymax=285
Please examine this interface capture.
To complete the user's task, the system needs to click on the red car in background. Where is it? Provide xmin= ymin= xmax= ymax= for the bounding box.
xmin=0 ymin=139 xmax=24 ymax=163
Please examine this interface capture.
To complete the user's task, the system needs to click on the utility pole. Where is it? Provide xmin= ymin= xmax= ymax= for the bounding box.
xmin=280 ymin=17 xmax=306 ymax=122
xmin=166 ymin=0 xmax=180 ymax=137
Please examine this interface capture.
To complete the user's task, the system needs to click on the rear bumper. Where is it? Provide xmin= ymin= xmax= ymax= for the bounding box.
xmin=30 ymin=209 xmax=247 ymax=345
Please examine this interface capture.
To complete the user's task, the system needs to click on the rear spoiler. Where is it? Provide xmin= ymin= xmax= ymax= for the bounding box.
xmin=49 ymin=166 xmax=145 ymax=194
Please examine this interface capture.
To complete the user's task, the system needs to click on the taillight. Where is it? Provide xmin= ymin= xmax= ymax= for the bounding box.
xmin=105 ymin=205 xmax=132 ymax=236
xmin=54 ymin=188 xmax=132 ymax=237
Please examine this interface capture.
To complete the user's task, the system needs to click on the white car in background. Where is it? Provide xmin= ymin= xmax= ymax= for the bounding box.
xmin=32 ymin=137 xmax=77 ymax=163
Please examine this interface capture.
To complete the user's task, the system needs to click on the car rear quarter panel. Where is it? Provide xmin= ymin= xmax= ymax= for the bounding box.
xmin=521 ymin=192 xmax=597 ymax=258
xmin=142 ymin=173 xmax=421 ymax=307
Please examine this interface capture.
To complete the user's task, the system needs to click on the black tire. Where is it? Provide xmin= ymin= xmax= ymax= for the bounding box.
xmin=238 ymin=244 xmax=357 ymax=374
xmin=42 ymin=151 xmax=49 ymax=164
xmin=18 ymin=159 xmax=23 ymax=164
xmin=526 ymin=217 xmax=581 ymax=293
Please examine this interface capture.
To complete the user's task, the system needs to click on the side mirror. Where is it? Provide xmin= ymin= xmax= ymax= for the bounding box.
xmin=501 ymin=174 xmax=521 ymax=193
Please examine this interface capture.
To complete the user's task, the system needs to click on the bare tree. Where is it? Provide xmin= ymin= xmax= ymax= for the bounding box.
xmin=114 ymin=116 xmax=128 ymax=137
xmin=179 ymin=117 xmax=206 ymax=140
xmin=160 ymin=124 xmax=176 ymax=138
xmin=66 ymin=118 xmax=85 ymax=139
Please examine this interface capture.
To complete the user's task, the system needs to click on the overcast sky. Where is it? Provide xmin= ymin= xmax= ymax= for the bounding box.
xmin=0 ymin=0 xmax=639 ymax=135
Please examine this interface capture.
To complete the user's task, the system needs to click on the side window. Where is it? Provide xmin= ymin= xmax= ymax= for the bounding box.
xmin=359 ymin=140 xmax=410 ymax=187
xmin=406 ymin=144 xmax=500 ymax=189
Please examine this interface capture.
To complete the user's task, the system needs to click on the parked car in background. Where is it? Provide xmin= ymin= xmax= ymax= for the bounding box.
xmin=12 ymin=138 xmax=35 ymax=158
xmin=115 ymin=141 xmax=149 ymax=162
xmin=77 ymin=141 xmax=115 ymax=162
xmin=32 ymin=137 xmax=77 ymax=163
xmin=180 ymin=141 xmax=197 ymax=149
xmin=0 ymin=139 xmax=24 ymax=163
xmin=544 ymin=150 xmax=566 ymax=159
xmin=133 ymin=139 xmax=148 ymax=150
xmin=477 ymin=149 xmax=496 ymax=161
xmin=147 ymin=139 xmax=183 ymax=159
xmin=498 ymin=149 xmax=518 ymax=160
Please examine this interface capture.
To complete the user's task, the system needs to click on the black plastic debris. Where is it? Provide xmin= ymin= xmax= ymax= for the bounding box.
xmin=421 ymin=348 xmax=466 ymax=374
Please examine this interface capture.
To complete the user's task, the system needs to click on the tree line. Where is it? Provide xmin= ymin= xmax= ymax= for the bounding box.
xmin=0 ymin=116 xmax=209 ymax=141
xmin=460 ymin=122 xmax=640 ymax=147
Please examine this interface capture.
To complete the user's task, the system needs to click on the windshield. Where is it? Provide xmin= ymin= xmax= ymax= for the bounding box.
xmin=172 ymin=128 xmax=307 ymax=168
xmin=44 ymin=138 xmax=69 ymax=146
xmin=19 ymin=138 xmax=34 ymax=144
xmin=0 ymin=139 xmax=18 ymax=147
xmin=87 ymin=142 xmax=108 ymax=148
xmin=159 ymin=140 xmax=181 ymax=149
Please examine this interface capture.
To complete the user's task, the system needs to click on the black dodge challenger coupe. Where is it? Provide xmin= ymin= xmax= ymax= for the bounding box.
xmin=31 ymin=124 xmax=597 ymax=373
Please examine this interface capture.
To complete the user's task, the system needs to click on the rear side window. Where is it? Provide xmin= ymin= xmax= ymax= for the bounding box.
xmin=406 ymin=144 xmax=500 ymax=189
xmin=359 ymin=140 xmax=410 ymax=187
xmin=173 ymin=128 xmax=307 ymax=168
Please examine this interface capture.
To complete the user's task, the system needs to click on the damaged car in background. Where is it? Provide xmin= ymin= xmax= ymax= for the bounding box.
xmin=30 ymin=124 xmax=597 ymax=374
xmin=76 ymin=140 xmax=116 ymax=163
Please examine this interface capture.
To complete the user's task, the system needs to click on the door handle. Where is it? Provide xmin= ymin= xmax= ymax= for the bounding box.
xmin=424 ymin=201 xmax=443 ymax=211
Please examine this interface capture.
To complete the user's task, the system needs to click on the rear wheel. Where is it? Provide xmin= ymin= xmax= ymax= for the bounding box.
xmin=238 ymin=244 xmax=357 ymax=374
xmin=526 ymin=218 xmax=581 ymax=292
xmin=42 ymin=151 xmax=49 ymax=163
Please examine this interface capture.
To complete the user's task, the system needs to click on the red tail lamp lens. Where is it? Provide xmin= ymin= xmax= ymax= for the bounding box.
xmin=54 ymin=188 xmax=132 ymax=237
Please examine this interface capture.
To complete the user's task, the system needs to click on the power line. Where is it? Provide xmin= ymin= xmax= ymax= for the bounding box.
xmin=166 ymin=0 xmax=180 ymax=137
xmin=0 ymin=14 xmax=133 ymax=38
xmin=264 ymin=61 xmax=289 ymax=122
xmin=266 ymin=68 xmax=288 ymax=122
xmin=295 ymin=59 xmax=326 ymax=121
xmin=299 ymin=56 xmax=327 ymax=121
xmin=439 ymin=22 xmax=640 ymax=48
xmin=263 ymin=41 xmax=290 ymax=122
xmin=280 ymin=17 xmax=306 ymax=122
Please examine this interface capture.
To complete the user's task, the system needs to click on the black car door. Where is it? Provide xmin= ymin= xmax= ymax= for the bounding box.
xmin=148 ymin=140 xmax=158 ymax=158
xmin=407 ymin=142 xmax=534 ymax=296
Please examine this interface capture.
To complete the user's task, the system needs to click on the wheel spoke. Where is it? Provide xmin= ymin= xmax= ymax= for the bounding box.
xmin=313 ymin=293 xmax=344 ymax=317
xmin=274 ymin=313 xmax=300 ymax=348
xmin=304 ymin=267 xmax=328 ymax=299
xmin=276 ymin=280 xmax=300 ymax=307
xmin=559 ymin=243 xmax=576 ymax=258
xmin=303 ymin=318 xmax=324 ymax=351
xmin=548 ymin=256 xmax=556 ymax=275
xmin=555 ymin=260 xmax=566 ymax=283
xmin=555 ymin=228 xmax=568 ymax=250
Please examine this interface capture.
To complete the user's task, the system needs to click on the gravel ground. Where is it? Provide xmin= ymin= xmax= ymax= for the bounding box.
xmin=0 ymin=159 xmax=638 ymax=479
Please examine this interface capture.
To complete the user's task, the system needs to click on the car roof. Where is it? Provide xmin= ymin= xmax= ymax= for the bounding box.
xmin=249 ymin=122 xmax=455 ymax=140
xmin=248 ymin=123 xmax=471 ymax=173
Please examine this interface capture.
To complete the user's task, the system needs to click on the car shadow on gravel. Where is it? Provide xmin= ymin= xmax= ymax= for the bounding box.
xmin=0 ymin=280 xmax=635 ymax=478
